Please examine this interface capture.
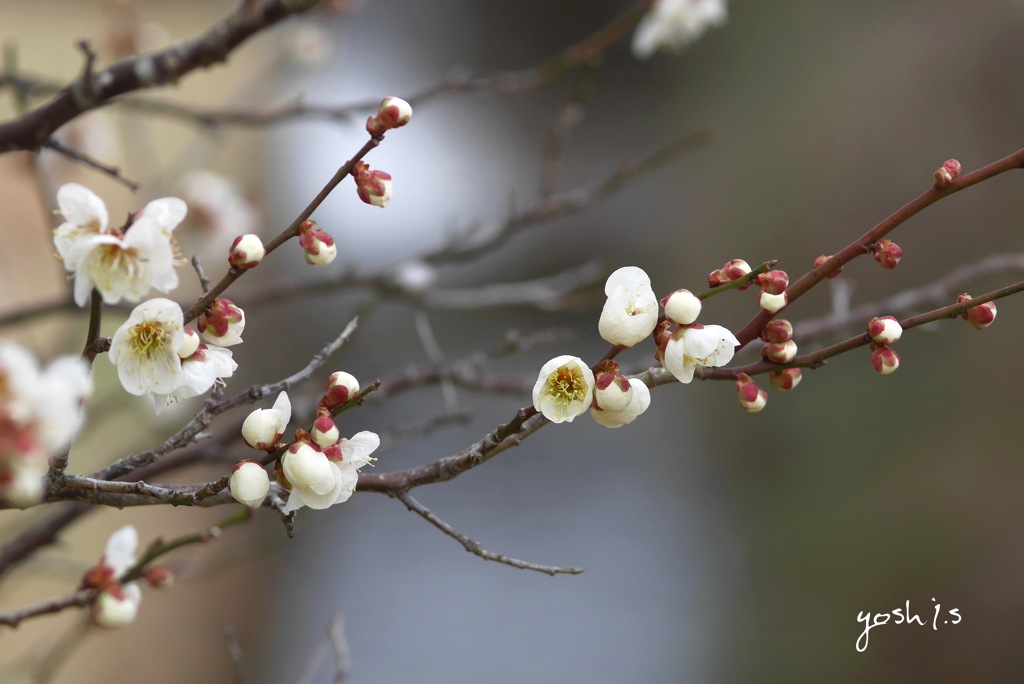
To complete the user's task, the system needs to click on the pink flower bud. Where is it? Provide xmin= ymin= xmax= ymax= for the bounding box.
xmin=736 ymin=373 xmax=767 ymax=412
xmin=708 ymin=259 xmax=751 ymax=289
xmin=366 ymin=96 xmax=413 ymax=136
xmin=873 ymin=240 xmax=903 ymax=269
xmin=298 ymin=219 xmax=337 ymax=267
xmin=323 ymin=371 xmax=360 ymax=409
xmin=934 ymin=159 xmax=962 ymax=188
xmin=661 ymin=288 xmax=702 ymax=325
xmin=197 ymin=298 xmax=245 ymax=346
xmin=144 ymin=566 xmax=174 ymax=589
xmin=870 ymin=345 xmax=900 ymax=375
xmin=759 ymin=291 xmax=788 ymax=314
xmin=353 ymin=161 xmax=393 ymax=208
xmin=312 ymin=415 xmax=340 ymax=449
xmin=756 ymin=270 xmax=789 ymax=296
xmin=813 ymin=254 xmax=843 ymax=278
xmin=867 ymin=316 xmax=902 ymax=345
xmin=228 ymin=233 xmax=265 ymax=269
xmin=761 ymin=339 xmax=797 ymax=364
xmin=768 ymin=368 xmax=802 ymax=391
xmin=593 ymin=366 xmax=634 ymax=412
xmin=760 ymin=319 xmax=793 ymax=343
xmin=229 ymin=460 xmax=271 ymax=508
xmin=957 ymin=294 xmax=997 ymax=330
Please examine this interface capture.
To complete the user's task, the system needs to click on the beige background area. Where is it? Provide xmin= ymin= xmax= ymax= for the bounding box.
xmin=2 ymin=1 xmax=1024 ymax=683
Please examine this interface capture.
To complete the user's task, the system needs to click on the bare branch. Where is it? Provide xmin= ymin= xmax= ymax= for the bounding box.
xmin=395 ymin=492 xmax=582 ymax=576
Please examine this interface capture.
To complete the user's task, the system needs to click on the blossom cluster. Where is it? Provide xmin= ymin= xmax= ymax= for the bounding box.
xmin=0 ymin=342 xmax=91 ymax=506
xmin=532 ymin=266 xmax=740 ymax=427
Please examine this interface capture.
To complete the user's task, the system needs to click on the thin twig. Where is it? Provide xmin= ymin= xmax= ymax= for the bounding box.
xmin=41 ymin=138 xmax=138 ymax=190
xmin=394 ymin=491 xmax=583 ymax=576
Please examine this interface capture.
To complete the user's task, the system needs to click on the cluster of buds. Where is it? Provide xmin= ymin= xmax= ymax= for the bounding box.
xmin=736 ymin=373 xmax=767 ymax=413
xmin=297 ymin=219 xmax=337 ymax=267
xmin=708 ymin=258 xmax=752 ymax=290
xmin=813 ymin=254 xmax=843 ymax=279
xmin=760 ymin=318 xmax=797 ymax=364
xmin=756 ymin=269 xmax=790 ymax=313
xmin=957 ymin=293 xmax=997 ymax=330
xmin=352 ymin=162 xmax=393 ymax=208
xmin=365 ymin=96 xmax=413 ymax=137
xmin=82 ymin=526 xmax=169 ymax=629
xmin=873 ymin=239 xmax=903 ymax=269
xmin=934 ymin=159 xmax=962 ymax=188
xmin=228 ymin=233 xmax=265 ymax=270
xmin=867 ymin=315 xmax=903 ymax=375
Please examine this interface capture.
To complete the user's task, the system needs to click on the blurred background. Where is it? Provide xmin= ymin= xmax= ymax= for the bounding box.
xmin=1 ymin=0 xmax=1024 ymax=682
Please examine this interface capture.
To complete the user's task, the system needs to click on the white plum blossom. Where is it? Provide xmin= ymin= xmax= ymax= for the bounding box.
xmin=92 ymin=525 xmax=142 ymax=629
xmin=54 ymin=184 xmax=186 ymax=306
xmin=662 ymin=324 xmax=739 ymax=384
xmin=108 ymin=298 xmax=185 ymax=397
xmin=662 ymin=288 xmax=702 ymax=326
xmin=632 ymin=0 xmax=727 ymax=59
xmin=282 ymin=431 xmax=380 ymax=513
xmin=150 ymin=343 xmax=237 ymax=413
xmin=532 ymin=355 xmax=595 ymax=423
xmin=598 ymin=266 xmax=659 ymax=348
xmin=229 ymin=461 xmax=271 ymax=508
xmin=241 ymin=391 xmax=291 ymax=450
xmin=0 ymin=342 xmax=92 ymax=507
xmin=591 ymin=378 xmax=651 ymax=428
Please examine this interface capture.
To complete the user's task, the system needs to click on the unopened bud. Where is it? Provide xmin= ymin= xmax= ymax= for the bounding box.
xmin=870 ymin=345 xmax=901 ymax=375
xmin=759 ymin=291 xmax=788 ymax=314
xmin=934 ymin=159 xmax=962 ymax=188
xmin=311 ymin=415 xmax=340 ymax=449
xmin=756 ymin=270 xmax=789 ymax=296
xmin=736 ymin=373 xmax=767 ymax=412
xmin=661 ymin=288 xmax=702 ymax=325
xmin=593 ymin=365 xmax=634 ymax=412
xmin=92 ymin=586 xmax=140 ymax=629
xmin=229 ymin=460 xmax=271 ymax=508
xmin=178 ymin=327 xmax=200 ymax=359
xmin=144 ymin=566 xmax=174 ymax=589
xmin=957 ymin=294 xmax=997 ymax=330
xmin=873 ymin=239 xmax=903 ymax=269
xmin=353 ymin=161 xmax=393 ymax=208
xmin=760 ymin=319 xmax=793 ymax=343
xmin=867 ymin=316 xmax=902 ymax=345
xmin=298 ymin=220 xmax=337 ymax=267
xmin=366 ymin=96 xmax=413 ymax=136
xmin=768 ymin=368 xmax=802 ymax=391
xmin=813 ymin=254 xmax=843 ymax=278
xmin=761 ymin=339 xmax=797 ymax=364
xmin=229 ymin=234 xmax=265 ymax=270
xmin=197 ymin=298 xmax=245 ymax=346
xmin=323 ymin=371 xmax=360 ymax=409
xmin=708 ymin=259 xmax=752 ymax=289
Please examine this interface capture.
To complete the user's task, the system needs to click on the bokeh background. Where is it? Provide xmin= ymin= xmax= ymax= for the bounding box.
xmin=1 ymin=1 xmax=1023 ymax=682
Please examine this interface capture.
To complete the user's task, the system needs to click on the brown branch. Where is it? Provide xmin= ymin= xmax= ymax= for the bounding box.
xmin=0 ymin=0 xmax=322 ymax=153
xmin=394 ymin=491 xmax=583 ymax=576
xmin=732 ymin=147 xmax=1024 ymax=348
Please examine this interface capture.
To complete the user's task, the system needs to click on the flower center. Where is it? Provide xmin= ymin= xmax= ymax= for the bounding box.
xmin=127 ymin=321 xmax=170 ymax=359
xmin=544 ymin=365 xmax=588 ymax=405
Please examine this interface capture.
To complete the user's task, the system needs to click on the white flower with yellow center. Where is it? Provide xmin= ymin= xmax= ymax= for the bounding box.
xmin=108 ymin=298 xmax=185 ymax=396
xmin=54 ymin=184 xmax=186 ymax=306
xmin=532 ymin=355 xmax=595 ymax=423
xmin=662 ymin=324 xmax=739 ymax=384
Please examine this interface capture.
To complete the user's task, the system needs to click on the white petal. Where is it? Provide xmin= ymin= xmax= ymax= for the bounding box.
xmin=603 ymin=266 xmax=651 ymax=297
xmin=104 ymin=525 xmax=138 ymax=576
xmin=140 ymin=197 xmax=187 ymax=232
xmin=57 ymin=183 xmax=108 ymax=232
xmin=340 ymin=431 xmax=380 ymax=469
xmin=295 ymin=463 xmax=347 ymax=509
